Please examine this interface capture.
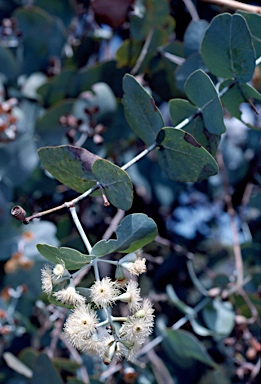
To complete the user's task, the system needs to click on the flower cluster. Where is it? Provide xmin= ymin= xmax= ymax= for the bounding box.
xmin=40 ymin=252 xmax=154 ymax=364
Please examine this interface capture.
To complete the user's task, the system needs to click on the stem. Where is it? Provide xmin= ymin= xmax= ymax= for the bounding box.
xmin=199 ymin=0 xmax=261 ymax=14
xmin=187 ymin=259 xmax=210 ymax=297
xmin=216 ymin=151 xmax=244 ymax=290
xmin=69 ymin=206 xmax=92 ymax=254
xmin=131 ymin=28 xmax=154 ymax=75
xmin=182 ymin=0 xmax=200 ymax=21
xmin=121 ymin=142 xmax=157 ymax=171
xmin=92 ymin=258 xmax=100 ymax=281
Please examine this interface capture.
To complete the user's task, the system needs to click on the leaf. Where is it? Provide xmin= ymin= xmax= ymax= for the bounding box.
xmin=91 ymin=213 xmax=158 ymax=257
xmin=175 ymin=52 xmax=208 ymax=92
xmin=164 ymin=329 xmax=217 ymax=368
xmin=35 ymin=100 xmax=75 ymax=146
xmin=92 ymin=159 xmax=133 ymax=211
xmin=190 ymin=318 xmax=214 ymax=337
xmin=32 ymin=353 xmax=64 ymax=384
xmin=166 ymin=284 xmax=195 ymax=316
xmin=37 ymin=244 xmax=93 ymax=270
xmin=123 ymin=74 xmax=164 ymax=145
xmin=185 ymin=69 xmax=226 ymax=134
xmin=156 ymin=127 xmax=218 ymax=182
xmin=130 ymin=0 xmax=169 ymax=41
xmin=221 ymin=80 xmax=261 ymax=130
xmin=38 ymin=145 xmax=100 ymax=193
xmin=116 ymin=39 xmax=143 ymax=68
xmin=3 ymin=352 xmax=33 ymax=378
xmin=14 ymin=6 xmax=66 ymax=75
xmin=237 ymin=11 xmax=261 ymax=58
xmin=0 ymin=46 xmax=19 ymax=81
xmin=202 ymin=298 xmax=235 ymax=336
xmin=169 ymin=99 xmax=220 ymax=156
xmin=184 ymin=20 xmax=209 ymax=58
xmin=201 ymin=13 xmax=256 ymax=83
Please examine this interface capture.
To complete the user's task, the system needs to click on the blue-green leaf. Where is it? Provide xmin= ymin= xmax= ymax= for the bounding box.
xmin=185 ymin=69 xmax=226 ymax=134
xmin=123 ymin=74 xmax=164 ymax=145
xmin=37 ymin=244 xmax=93 ymax=270
xmin=91 ymin=213 xmax=158 ymax=257
xmin=201 ymin=13 xmax=256 ymax=83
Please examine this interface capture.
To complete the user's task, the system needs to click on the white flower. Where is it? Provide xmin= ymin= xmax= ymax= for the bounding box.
xmin=134 ymin=298 xmax=154 ymax=322
xmin=118 ymin=338 xmax=141 ymax=362
xmin=64 ymin=304 xmax=99 ymax=349
xmin=53 ymin=285 xmax=85 ymax=306
xmin=90 ymin=277 xmax=120 ymax=308
xmin=129 ymin=258 xmax=146 ymax=276
xmin=119 ymin=315 xmax=154 ymax=344
xmin=114 ymin=280 xmax=142 ymax=313
xmin=119 ymin=251 xmax=146 ymax=276
xmin=41 ymin=265 xmax=53 ymax=295
xmin=81 ymin=333 xmax=105 ymax=356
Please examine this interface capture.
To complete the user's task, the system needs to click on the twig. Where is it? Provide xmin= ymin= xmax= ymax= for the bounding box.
xmin=102 ymin=209 xmax=125 ymax=239
xmin=182 ymin=0 xmax=200 ymax=21
xmin=69 ymin=206 xmax=93 ymax=253
xmin=131 ymin=28 xmax=154 ymax=75
xmin=147 ymin=349 xmax=175 ymax=384
xmin=59 ymin=333 xmax=90 ymax=384
xmin=199 ymin=0 xmax=261 ymax=14
xmin=216 ymin=151 xmax=244 ymax=290
xmin=239 ymin=288 xmax=258 ymax=324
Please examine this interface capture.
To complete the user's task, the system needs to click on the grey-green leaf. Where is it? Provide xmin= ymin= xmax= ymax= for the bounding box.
xmin=32 ymin=353 xmax=64 ymax=384
xmin=123 ymin=74 xmax=164 ymax=145
xmin=185 ymin=69 xmax=226 ymax=134
xmin=164 ymin=329 xmax=217 ymax=368
xmin=201 ymin=13 xmax=256 ymax=83
xmin=38 ymin=145 xmax=100 ymax=193
xmin=202 ymin=298 xmax=235 ymax=336
xmin=92 ymin=159 xmax=133 ymax=211
xmin=156 ymin=127 xmax=218 ymax=182
xmin=169 ymin=98 xmax=220 ymax=156
xmin=91 ymin=213 xmax=158 ymax=257
xmin=37 ymin=244 xmax=93 ymax=270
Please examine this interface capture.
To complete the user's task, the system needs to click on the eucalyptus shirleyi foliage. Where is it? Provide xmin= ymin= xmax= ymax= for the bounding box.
xmin=0 ymin=1 xmax=260 ymax=383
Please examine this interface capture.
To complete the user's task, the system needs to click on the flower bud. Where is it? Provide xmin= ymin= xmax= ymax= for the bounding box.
xmin=11 ymin=206 xmax=29 ymax=224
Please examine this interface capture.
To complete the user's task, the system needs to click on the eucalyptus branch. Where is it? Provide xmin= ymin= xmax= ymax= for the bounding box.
xmin=182 ymin=0 xmax=200 ymax=21
xmin=199 ymin=0 xmax=261 ymax=14
xmin=216 ymin=150 xmax=244 ymax=290
xmin=186 ymin=259 xmax=210 ymax=296
xmin=131 ymin=28 xmax=155 ymax=75
xmin=121 ymin=142 xmax=157 ymax=171
xmin=69 ymin=206 xmax=93 ymax=254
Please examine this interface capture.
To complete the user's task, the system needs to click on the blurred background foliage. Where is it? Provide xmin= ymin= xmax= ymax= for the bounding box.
xmin=0 ymin=0 xmax=260 ymax=383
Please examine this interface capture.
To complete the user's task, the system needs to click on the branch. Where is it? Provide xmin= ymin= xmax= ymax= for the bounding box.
xmin=199 ymin=0 xmax=261 ymax=14
xmin=216 ymin=151 xmax=244 ymax=290
xmin=182 ymin=0 xmax=200 ymax=21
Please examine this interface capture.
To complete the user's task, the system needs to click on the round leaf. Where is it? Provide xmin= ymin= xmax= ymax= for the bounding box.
xmin=185 ymin=69 xmax=226 ymax=134
xmin=123 ymin=74 xmax=164 ymax=145
xmin=164 ymin=329 xmax=217 ymax=368
xmin=91 ymin=213 xmax=158 ymax=257
xmin=201 ymin=13 xmax=256 ymax=83
xmin=92 ymin=159 xmax=133 ymax=211
xmin=37 ymin=244 xmax=93 ymax=270
xmin=38 ymin=145 xmax=100 ymax=193
xmin=184 ymin=20 xmax=209 ymax=58
xmin=202 ymin=298 xmax=235 ymax=336
xmin=156 ymin=127 xmax=218 ymax=182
